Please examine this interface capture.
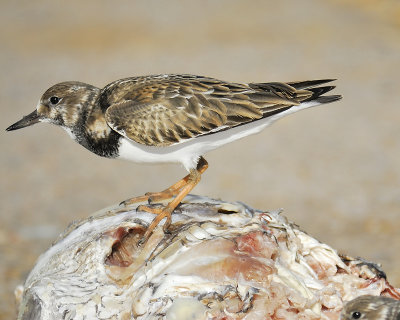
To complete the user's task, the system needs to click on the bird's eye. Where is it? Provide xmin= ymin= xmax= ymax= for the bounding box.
xmin=50 ymin=96 xmax=60 ymax=105
xmin=351 ymin=311 xmax=362 ymax=319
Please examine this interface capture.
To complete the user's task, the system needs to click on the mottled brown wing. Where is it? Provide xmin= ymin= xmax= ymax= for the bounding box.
xmin=104 ymin=77 xmax=314 ymax=147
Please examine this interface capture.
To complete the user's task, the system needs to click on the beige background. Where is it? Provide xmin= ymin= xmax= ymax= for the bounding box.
xmin=1 ymin=0 xmax=399 ymax=318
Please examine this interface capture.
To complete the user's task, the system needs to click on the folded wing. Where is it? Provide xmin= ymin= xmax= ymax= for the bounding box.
xmin=105 ymin=76 xmax=339 ymax=147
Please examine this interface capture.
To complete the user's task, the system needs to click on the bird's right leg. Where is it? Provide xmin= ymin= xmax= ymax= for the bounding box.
xmin=138 ymin=157 xmax=209 ymax=242
xmin=121 ymin=157 xmax=208 ymax=206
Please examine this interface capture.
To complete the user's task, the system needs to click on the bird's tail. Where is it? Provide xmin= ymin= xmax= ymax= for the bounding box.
xmin=287 ymin=79 xmax=342 ymax=105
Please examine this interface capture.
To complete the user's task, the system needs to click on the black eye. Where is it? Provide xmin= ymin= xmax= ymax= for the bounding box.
xmin=351 ymin=311 xmax=362 ymax=319
xmin=50 ymin=96 xmax=60 ymax=105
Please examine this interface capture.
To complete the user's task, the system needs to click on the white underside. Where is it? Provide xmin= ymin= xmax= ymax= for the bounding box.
xmin=117 ymin=101 xmax=322 ymax=171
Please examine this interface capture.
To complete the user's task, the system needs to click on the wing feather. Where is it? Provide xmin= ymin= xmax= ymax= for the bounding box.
xmin=104 ymin=76 xmax=338 ymax=146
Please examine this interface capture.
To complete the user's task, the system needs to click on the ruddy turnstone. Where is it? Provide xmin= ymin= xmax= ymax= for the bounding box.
xmin=7 ymin=74 xmax=341 ymax=240
xmin=341 ymin=295 xmax=400 ymax=320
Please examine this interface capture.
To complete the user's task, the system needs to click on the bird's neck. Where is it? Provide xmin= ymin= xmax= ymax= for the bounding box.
xmin=68 ymin=101 xmax=121 ymax=158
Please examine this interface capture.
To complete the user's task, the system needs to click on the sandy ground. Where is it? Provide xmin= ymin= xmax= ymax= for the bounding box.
xmin=1 ymin=0 xmax=399 ymax=318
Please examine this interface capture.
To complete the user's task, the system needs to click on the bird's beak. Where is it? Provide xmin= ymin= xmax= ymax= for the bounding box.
xmin=6 ymin=109 xmax=41 ymax=131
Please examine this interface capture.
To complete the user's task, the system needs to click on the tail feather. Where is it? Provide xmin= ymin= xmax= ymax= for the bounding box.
xmin=290 ymin=80 xmax=342 ymax=105
xmin=251 ymin=79 xmax=341 ymax=105
xmin=287 ymin=79 xmax=336 ymax=90
xmin=257 ymin=80 xmax=341 ymax=118
xmin=303 ymin=85 xmax=338 ymax=102
xmin=312 ymin=95 xmax=342 ymax=105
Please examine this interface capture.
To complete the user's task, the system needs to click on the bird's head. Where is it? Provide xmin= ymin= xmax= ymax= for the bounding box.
xmin=6 ymin=82 xmax=100 ymax=132
xmin=341 ymin=295 xmax=400 ymax=320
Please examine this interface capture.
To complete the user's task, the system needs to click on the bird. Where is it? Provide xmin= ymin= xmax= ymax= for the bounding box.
xmin=6 ymin=74 xmax=341 ymax=241
xmin=341 ymin=295 xmax=400 ymax=320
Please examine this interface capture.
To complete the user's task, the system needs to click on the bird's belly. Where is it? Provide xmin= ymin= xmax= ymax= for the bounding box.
xmin=117 ymin=138 xmax=200 ymax=170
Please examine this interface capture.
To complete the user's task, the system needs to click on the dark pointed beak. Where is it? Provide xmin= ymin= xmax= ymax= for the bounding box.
xmin=6 ymin=110 xmax=41 ymax=131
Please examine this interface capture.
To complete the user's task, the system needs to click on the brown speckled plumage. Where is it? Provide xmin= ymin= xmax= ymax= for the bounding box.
xmin=103 ymin=75 xmax=336 ymax=146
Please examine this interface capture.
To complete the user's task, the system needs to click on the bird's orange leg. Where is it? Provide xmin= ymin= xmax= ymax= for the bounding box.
xmin=121 ymin=171 xmax=192 ymax=205
xmin=139 ymin=157 xmax=208 ymax=241
xmin=122 ymin=157 xmax=208 ymax=205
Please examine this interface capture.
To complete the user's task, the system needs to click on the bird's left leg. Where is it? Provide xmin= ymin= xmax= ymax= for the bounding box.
xmin=120 ymin=175 xmax=190 ymax=205
xmin=139 ymin=157 xmax=208 ymax=241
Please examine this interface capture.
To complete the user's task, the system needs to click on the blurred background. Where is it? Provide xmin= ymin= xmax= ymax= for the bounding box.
xmin=1 ymin=0 xmax=399 ymax=318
